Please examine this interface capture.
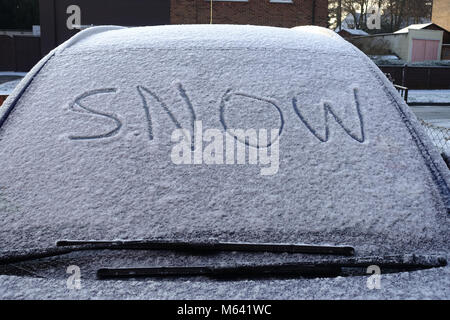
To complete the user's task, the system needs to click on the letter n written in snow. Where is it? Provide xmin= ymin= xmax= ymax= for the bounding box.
xmin=137 ymin=83 xmax=197 ymax=149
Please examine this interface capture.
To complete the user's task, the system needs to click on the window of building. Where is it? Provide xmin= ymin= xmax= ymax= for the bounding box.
xmin=270 ymin=0 xmax=294 ymax=3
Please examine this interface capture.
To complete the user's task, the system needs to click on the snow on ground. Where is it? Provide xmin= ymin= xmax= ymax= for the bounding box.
xmin=369 ymin=55 xmax=399 ymax=60
xmin=0 ymin=72 xmax=27 ymax=77
xmin=410 ymin=104 xmax=450 ymax=153
xmin=410 ymin=105 xmax=450 ymax=125
xmin=408 ymin=90 xmax=450 ymax=104
xmin=419 ymin=123 xmax=450 ymax=154
xmin=0 ymin=79 xmax=21 ymax=95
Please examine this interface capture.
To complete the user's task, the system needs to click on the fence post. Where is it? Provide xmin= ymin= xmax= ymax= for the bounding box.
xmin=427 ymin=68 xmax=431 ymax=89
xmin=13 ymin=35 xmax=18 ymax=72
xmin=402 ymin=64 xmax=407 ymax=87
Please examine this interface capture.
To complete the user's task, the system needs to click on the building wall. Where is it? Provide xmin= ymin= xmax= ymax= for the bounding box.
xmin=432 ymin=0 xmax=450 ymax=32
xmin=39 ymin=0 xmax=171 ymax=55
xmin=349 ymin=34 xmax=409 ymax=60
xmin=442 ymin=45 xmax=450 ymax=60
xmin=171 ymin=0 xmax=328 ymax=28
xmin=38 ymin=0 xmax=327 ymax=56
xmin=391 ymin=34 xmax=410 ymax=60
xmin=423 ymin=24 xmax=450 ymax=44
xmin=349 ymin=29 xmax=444 ymax=62
xmin=407 ymin=29 xmax=443 ymax=62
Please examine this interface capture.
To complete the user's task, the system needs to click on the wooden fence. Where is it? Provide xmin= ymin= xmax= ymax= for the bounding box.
xmin=379 ymin=65 xmax=450 ymax=89
xmin=0 ymin=35 xmax=42 ymax=72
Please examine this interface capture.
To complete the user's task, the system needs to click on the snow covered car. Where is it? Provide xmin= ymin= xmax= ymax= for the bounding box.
xmin=0 ymin=25 xmax=449 ymax=299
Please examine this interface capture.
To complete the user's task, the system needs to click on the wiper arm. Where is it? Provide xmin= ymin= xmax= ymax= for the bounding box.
xmin=97 ymin=255 xmax=447 ymax=280
xmin=0 ymin=239 xmax=354 ymax=265
xmin=56 ymin=239 xmax=355 ymax=256
xmin=0 ymin=247 xmax=76 ymax=265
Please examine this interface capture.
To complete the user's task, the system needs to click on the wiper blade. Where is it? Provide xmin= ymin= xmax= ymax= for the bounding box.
xmin=0 ymin=240 xmax=354 ymax=265
xmin=97 ymin=264 xmax=342 ymax=279
xmin=97 ymin=255 xmax=447 ymax=280
xmin=56 ymin=239 xmax=355 ymax=256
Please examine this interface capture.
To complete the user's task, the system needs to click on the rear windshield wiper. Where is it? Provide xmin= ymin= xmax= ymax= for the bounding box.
xmin=0 ymin=240 xmax=445 ymax=280
xmin=0 ymin=239 xmax=355 ymax=265
xmin=97 ymin=264 xmax=342 ymax=279
xmin=57 ymin=239 xmax=355 ymax=255
xmin=97 ymin=255 xmax=447 ymax=280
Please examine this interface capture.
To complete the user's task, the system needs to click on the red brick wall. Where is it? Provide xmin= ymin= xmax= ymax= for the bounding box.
xmin=171 ymin=0 xmax=328 ymax=28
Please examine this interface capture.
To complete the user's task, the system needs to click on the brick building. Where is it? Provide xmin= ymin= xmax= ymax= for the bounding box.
xmin=432 ymin=0 xmax=450 ymax=32
xmin=432 ymin=0 xmax=450 ymax=60
xmin=1 ymin=0 xmax=329 ymax=72
xmin=171 ymin=0 xmax=328 ymax=28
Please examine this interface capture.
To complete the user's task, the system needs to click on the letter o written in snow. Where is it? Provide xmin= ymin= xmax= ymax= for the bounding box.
xmin=219 ymin=90 xmax=284 ymax=148
xmin=66 ymin=5 xmax=81 ymax=30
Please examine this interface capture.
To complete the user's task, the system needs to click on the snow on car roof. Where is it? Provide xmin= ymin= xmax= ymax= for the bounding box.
xmin=60 ymin=24 xmax=350 ymax=53
xmin=0 ymin=25 xmax=448 ymax=258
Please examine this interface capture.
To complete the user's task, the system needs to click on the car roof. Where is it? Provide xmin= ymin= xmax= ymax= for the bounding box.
xmin=60 ymin=24 xmax=344 ymax=52
xmin=0 ymin=25 xmax=448 ymax=257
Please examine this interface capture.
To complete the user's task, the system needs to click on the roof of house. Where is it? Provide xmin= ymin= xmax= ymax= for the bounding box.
xmin=336 ymin=27 xmax=369 ymax=36
xmin=394 ymin=22 xmax=450 ymax=34
xmin=395 ymin=23 xmax=433 ymax=34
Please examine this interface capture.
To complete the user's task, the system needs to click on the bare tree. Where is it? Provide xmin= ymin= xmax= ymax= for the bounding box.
xmin=329 ymin=0 xmax=433 ymax=32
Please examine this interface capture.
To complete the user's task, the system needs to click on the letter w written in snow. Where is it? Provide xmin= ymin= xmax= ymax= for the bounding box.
xmin=292 ymin=88 xmax=365 ymax=143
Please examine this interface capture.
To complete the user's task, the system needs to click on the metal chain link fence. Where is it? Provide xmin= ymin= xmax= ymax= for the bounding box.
xmin=419 ymin=119 xmax=450 ymax=154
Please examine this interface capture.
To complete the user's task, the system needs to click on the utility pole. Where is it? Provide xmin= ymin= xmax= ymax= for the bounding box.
xmin=337 ymin=0 xmax=342 ymax=31
xmin=210 ymin=0 xmax=213 ymax=24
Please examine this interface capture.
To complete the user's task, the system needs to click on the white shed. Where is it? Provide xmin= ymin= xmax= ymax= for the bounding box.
xmin=394 ymin=23 xmax=444 ymax=62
